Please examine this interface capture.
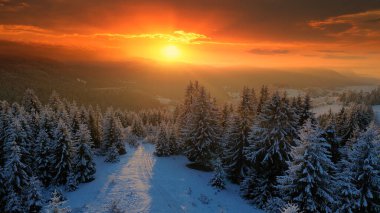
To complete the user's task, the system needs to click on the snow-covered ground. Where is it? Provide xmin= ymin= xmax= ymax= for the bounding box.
xmin=372 ymin=105 xmax=380 ymax=125
xmin=312 ymin=104 xmax=342 ymax=116
xmin=65 ymin=143 xmax=262 ymax=213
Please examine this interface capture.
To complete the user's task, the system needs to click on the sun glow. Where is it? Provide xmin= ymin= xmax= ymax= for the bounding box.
xmin=162 ymin=45 xmax=181 ymax=60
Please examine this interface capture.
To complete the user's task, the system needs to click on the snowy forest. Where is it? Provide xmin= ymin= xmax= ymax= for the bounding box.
xmin=0 ymin=81 xmax=379 ymax=213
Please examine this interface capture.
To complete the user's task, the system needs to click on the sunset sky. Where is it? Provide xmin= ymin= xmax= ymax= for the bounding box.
xmin=1 ymin=0 xmax=380 ymax=76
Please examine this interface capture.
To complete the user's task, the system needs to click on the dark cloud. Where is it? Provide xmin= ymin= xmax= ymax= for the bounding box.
xmin=323 ymin=54 xmax=367 ymax=60
xmin=0 ymin=0 xmax=380 ymax=42
xmin=248 ymin=48 xmax=289 ymax=55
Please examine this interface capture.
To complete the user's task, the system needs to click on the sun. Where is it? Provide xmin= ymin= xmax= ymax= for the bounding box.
xmin=162 ymin=45 xmax=181 ymax=60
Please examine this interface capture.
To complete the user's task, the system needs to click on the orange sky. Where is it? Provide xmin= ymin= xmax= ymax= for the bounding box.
xmin=0 ymin=0 xmax=380 ymax=76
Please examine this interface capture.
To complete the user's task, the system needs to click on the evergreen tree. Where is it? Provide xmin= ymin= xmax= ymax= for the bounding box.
xmin=46 ymin=189 xmax=70 ymax=213
xmin=103 ymin=110 xmax=126 ymax=155
xmin=4 ymin=139 xmax=29 ymax=196
xmin=35 ymin=128 xmax=54 ymax=186
xmin=223 ymin=87 xmax=255 ymax=183
xmin=277 ymin=120 xmax=336 ymax=213
xmin=131 ymin=115 xmax=145 ymax=138
xmin=4 ymin=189 xmax=23 ymax=213
xmin=105 ymin=144 xmax=120 ymax=163
xmin=21 ymin=89 xmax=42 ymax=114
xmin=335 ymin=155 xmax=360 ymax=213
xmin=242 ymin=92 xmax=298 ymax=207
xmin=53 ymin=119 xmax=75 ymax=185
xmin=298 ymin=94 xmax=314 ymax=127
xmin=209 ymin=158 xmax=226 ymax=190
xmin=88 ymin=105 xmax=103 ymax=148
xmin=74 ymin=124 xmax=96 ymax=183
xmin=349 ymin=124 xmax=380 ymax=212
xmin=65 ymin=172 xmax=78 ymax=192
xmin=184 ymin=86 xmax=220 ymax=167
xmin=257 ymin=86 xmax=269 ymax=114
xmin=322 ymin=115 xmax=340 ymax=164
xmin=155 ymin=124 xmax=171 ymax=156
xmin=25 ymin=176 xmax=44 ymax=213
xmin=281 ymin=203 xmax=300 ymax=213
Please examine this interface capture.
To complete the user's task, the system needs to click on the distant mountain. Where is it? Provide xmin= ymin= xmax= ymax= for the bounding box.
xmin=0 ymin=55 xmax=378 ymax=109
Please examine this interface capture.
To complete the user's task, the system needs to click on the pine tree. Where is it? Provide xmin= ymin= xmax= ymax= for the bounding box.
xmin=184 ymin=86 xmax=220 ymax=167
xmin=242 ymin=92 xmax=298 ymax=207
xmin=257 ymin=86 xmax=269 ymax=114
xmin=131 ymin=115 xmax=145 ymax=138
xmin=276 ymin=120 xmax=337 ymax=213
xmin=223 ymin=87 xmax=255 ymax=183
xmin=105 ymin=144 xmax=120 ymax=163
xmin=53 ymin=119 xmax=75 ymax=185
xmin=46 ymin=189 xmax=71 ymax=213
xmin=103 ymin=110 xmax=126 ymax=155
xmin=281 ymin=203 xmax=300 ymax=213
xmin=155 ymin=124 xmax=171 ymax=157
xmin=4 ymin=189 xmax=23 ymax=213
xmin=298 ymin=94 xmax=314 ymax=127
xmin=322 ymin=115 xmax=340 ymax=164
xmin=0 ymin=167 xmax=6 ymax=211
xmin=209 ymin=158 xmax=226 ymax=190
xmin=74 ymin=124 xmax=96 ymax=183
xmin=35 ymin=128 xmax=54 ymax=186
xmin=65 ymin=172 xmax=78 ymax=192
xmin=4 ymin=139 xmax=30 ymax=196
xmin=21 ymin=89 xmax=42 ymax=114
xmin=25 ymin=176 xmax=44 ymax=213
xmin=335 ymin=155 xmax=360 ymax=213
xmin=88 ymin=105 xmax=103 ymax=148
xmin=349 ymin=124 xmax=380 ymax=212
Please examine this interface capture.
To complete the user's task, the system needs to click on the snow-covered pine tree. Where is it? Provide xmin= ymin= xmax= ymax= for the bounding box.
xmin=21 ymin=88 xmax=42 ymax=114
xmin=4 ymin=137 xmax=30 ymax=195
xmin=276 ymin=119 xmax=337 ymax=213
xmin=298 ymin=94 xmax=314 ymax=127
xmin=88 ymin=105 xmax=103 ymax=148
xmin=35 ymin=128 xmax=54 ymax=186
xmin=103 ymin=109 xmax=126 ymax=155
xmin=184 ymin=86 xmax=220 ymax=167
xmin=177 ymin=81 xmax=199 ymax=152
xmin=65 ymin=171 xmax=78 ymax=192
xmin=209 ymin=158 xmax=226 ymax=190
xmin=281 ymin=203 xmax=300 ymax=213
xmin=349 ymin=124 xmax=380 ymax=212
xmin=242 ymin=92 xmax=298 ymax=207
xmin=166 ymin=123 xmax=179 ymax=155
xmin=321 ymin=113 xmax=340 ymax=164
xmin=46 ymin=189 xmax=71 ymax=213
xmin=223 ymin=87 xmax=255 ymax=183
xmin=4 ymin=189 xmax=23 ymax=213
xmin=52 ymin=119 xmax=75 ymax=185
xmin=131 ymin=115 xmax=145 ymax=138
xmin=48 ymin=91 xmax=64 ymax=113
xmin=155 ymin=124 xmax=170 ymax=156
xmin=25 ymin=176 xmax=44 ymax=213
xmin=74 ymin=124 xmax=96 ymax=183
xmin=335 ymin=152 xmax=360 ymax=213
xmin=105 ymin=144 xmax=120 ymax=163
xmin=257 ymin=85 xmax=269 ymax=114
xmin=0 ymin=167 xmax=5 ymax=212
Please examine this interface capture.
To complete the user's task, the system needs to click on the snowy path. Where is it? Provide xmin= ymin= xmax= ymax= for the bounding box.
xmin=83 ymin=145 xmax=157 ymax=213
xmin=66 ymin=143 xmax=262 ymax=213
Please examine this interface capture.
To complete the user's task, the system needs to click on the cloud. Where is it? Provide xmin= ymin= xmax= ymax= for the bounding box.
xmin=309 ymin=10 xmax=380 ymax=40
xmin=248 ymin=48 xmax=290 ymax=55
xmin=94 ymin=30 xmax=210 ymax=44
xmin=323 ymin=54 xmax=366 ymax=60
xmin=0 ymin=0 xmax=29 ymax=12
